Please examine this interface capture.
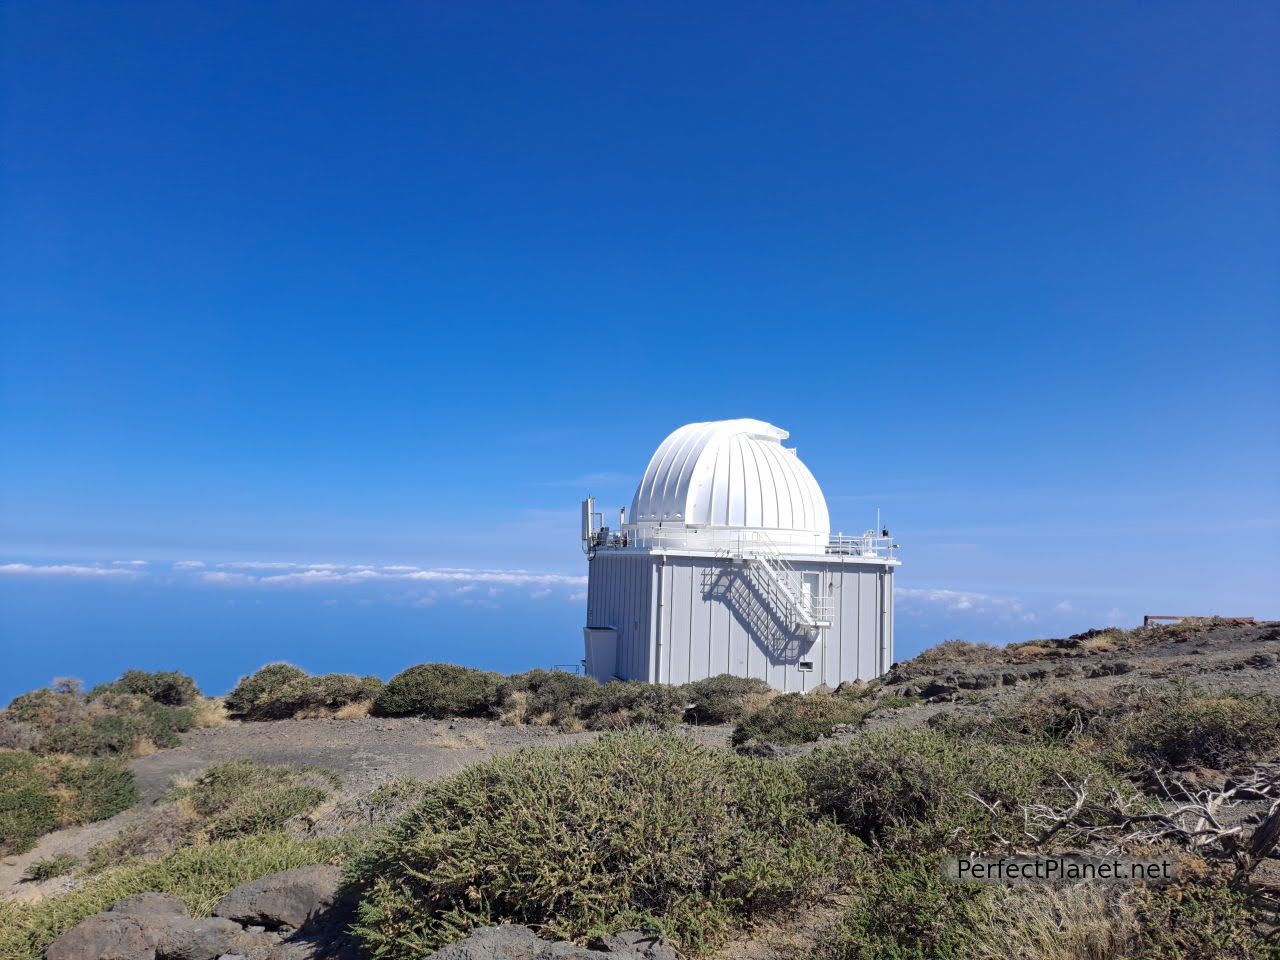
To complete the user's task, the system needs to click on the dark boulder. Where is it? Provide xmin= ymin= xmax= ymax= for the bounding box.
xmin=157 ymin=917 xmax=257 ymax=960
xmin=212 ymin=866 xmax=342 ymax=931
xmin=425 ymin=925 xmax=675 ymax=959
xmin=109 ymin=893 xmax=189 ymax=920
xmin=46 ymin=914 xmax=160 ymax=960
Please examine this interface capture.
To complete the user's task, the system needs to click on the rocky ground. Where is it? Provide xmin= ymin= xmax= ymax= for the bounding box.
xmin=0 ymin=717 xmax=732 ymax=903
xmin=861 ymin=616 xmax=1280 ymax=737
xmin=5 ymin=618 xmax=1277 ymax=959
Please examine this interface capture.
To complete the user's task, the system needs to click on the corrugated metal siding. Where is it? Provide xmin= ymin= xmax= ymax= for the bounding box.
xmin=584 ymin=554 xmax=652 ymax=681
xmin=588 ymin=551 xmax=891 ymax=690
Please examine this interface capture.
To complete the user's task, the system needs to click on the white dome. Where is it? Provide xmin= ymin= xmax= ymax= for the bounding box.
xmin=629 ymin=419 xmax=831 ymax=541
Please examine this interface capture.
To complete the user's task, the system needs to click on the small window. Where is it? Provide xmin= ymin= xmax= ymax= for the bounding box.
xmin=798 ymin=660 xmax=814 ymax=672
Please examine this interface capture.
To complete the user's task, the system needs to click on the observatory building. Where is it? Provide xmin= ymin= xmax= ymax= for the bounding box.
xmin=581 ymin=419 xmax=899 ymax=692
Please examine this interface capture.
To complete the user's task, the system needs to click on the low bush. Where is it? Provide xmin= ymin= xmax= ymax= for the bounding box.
xmin=4 ymin=688 xmax=83 ymax=730
xmin=0 ymin=716 xmax=39 ymax=751
xmin=1128 ymin=693 xmax=1280 ymax=770
xmin=1130 ymin=869 xmax=1280 ymax=960
xmin=4 ymin=677 xmax=200 ymax=759
xmin=223 ymin=663 xmax=309 ymax=716
xmin=821 ymin=864 xmax=1151 ymax=960
xmin=961 ymin=883 xmax=1140 ymax=960
xmin=372 ymin=663 xmax=503 ymax=718
xmin=0 ymin=751 xmax=137 ymax=856
xmin=955 ymin=685 xmax=1280 ymax=773
xmin=90 ymin=670 xmax=200 ymax=706
xmin=908 ymin=639 xmax=1001 ymax=666
xmin=347 ymin=731 xmax=854 ymax=958
xmin=494 ymin=672 xmax=771 ymax=730
xmin=797 ymin=728 xmax=1130 ymax=853
xmin=575 ymin=680 xmax=686 ymax=730
xmin=0 ymin=833 xmax=352 ymax=960
xmin=241 ymin=673 xmax=384 ymax=720
xmin=680 ymin=674 xmax=773 ymax=724
xmin=170 ymin=760 xmax=340 ymax=842
xmin=22 ymin=854 xmax=78 ymax=883
xmin=495 ymin=669 xmax=598 ymax=727
xmin=35 ymin=696 xmax=195 ymax=756
xmin=83 ymin=759 xmax=340 ymax=871
xmin=731 ymin=688 xmax=872 ymax=747
xmin=816 ymin=855 xmax=995 ymax=960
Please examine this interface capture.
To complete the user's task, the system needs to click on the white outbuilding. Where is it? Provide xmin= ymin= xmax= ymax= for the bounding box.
xmin=581 ymin=418 xmax=899 ymax=691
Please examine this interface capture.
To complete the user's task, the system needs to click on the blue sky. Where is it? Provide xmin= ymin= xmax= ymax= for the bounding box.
xmin=2 ymin=2 xmax=1277 ymax=702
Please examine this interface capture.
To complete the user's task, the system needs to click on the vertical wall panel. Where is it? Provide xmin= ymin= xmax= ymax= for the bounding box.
xmin=586 ymin=552 xmax=895 ymax=689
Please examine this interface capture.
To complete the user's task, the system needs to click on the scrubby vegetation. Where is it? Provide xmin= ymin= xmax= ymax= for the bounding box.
xmin=492 ymin=668 xmax=598 ymax=727
xmin=84 ymin=760 xmax=340 ymax=870
xmin=6 ymin=620 xmax=1278 ymax=960
xmin=798 ymin=728 xmax=1132 ymax=852
xmin=348 ymin=731 xmax=854 ymax=957
xmin=230 ymin=668 xmax=383 ymax=720
xmin=359 ymin=661 xmax=778 ymax=732
xmin=0 ymin=751 xmax=137 ymax=856
xmin=2 ymin=671 xmax=208 ymax=758
xmin=932 ymin=684 xmax=1280 ymax=774
xmin=0 ymin=833 xmax=352 ymax=960
xmin=90 ymin=669 xmax=201 ymax=706
xmin=224 ymin=662 xmax=384 ymax=719
xmin=373 ymin=662 xmax=504 ymax=718
xmin=21 ymin=854 xmax=79 ymax=883
xmin=223 ymin=662 xmax=307 ymax=714
xmin=731 ymin=685 xmax=873 ymax=747
xmin=678 ymin=674 xmax=773 ymax=724
xmin=170 ymin=760 xmax=339 ymax=841
xmin=817 ymin=855 xmax=996 ymax=960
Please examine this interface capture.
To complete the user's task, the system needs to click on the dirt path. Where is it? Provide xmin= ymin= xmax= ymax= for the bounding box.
xmin=0 ymin=717 xmax=733 ymax=902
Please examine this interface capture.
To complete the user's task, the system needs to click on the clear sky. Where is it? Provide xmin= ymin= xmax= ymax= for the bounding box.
xmin=2 ymin=2 xmax=1277 ymax=702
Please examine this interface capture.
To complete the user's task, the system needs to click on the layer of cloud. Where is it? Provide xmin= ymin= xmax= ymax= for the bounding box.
xmin=0 ymin=558 xmax=586 ymax=603
xmin=0 ymin=563 xmax=138 ymax=578
xmin=897 ymin=586 xmax=1035 ymax=622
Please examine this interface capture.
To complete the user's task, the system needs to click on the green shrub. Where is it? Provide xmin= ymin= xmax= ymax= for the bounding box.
xmin=909 ymin=639 xmax=1001 ymax=666
xmin=496 ymin=669 xmax=598 ymax=726
xmin=1129 ymin=694 xmax=1280 ymax=770
xmin=1131 ymin=871 xmax=1279 ymax=959
xmin=242 ymin=673 xmax=384 ymax=720
xmin=170 ymin=760 xmax=340 ymax=841
xmin=347 ymin=731 xmax=854 ymax=958
xmin=372 ymin=663 xmax=503 ymax=718
xmin=964 ymin=686 xmax=1280 ymax=773
xmin=0 ymin=833 xmax=352 ymax=960
xmin=90 ymin=670 xmax=201 ymax=706
xmin=36 ymin=696 xmax=194 ymax=756
xmin=23 ymin=854 xmax=78 ymax=883
xmin=224 ymin=663 xmax=309 ymax=716
xmin=575 ymin=680 xmax=686 ymax=730
xmin=0 ymin=716 xmax=40 ymax=751
xmin=4 ymin=688 xmax=82 ymax=730
xmin=797 ymin=728 xmax=1130 ymax=853
xmin=0 ymin=751 xmax=137 ymax=856
xmin=816 ymin=855 xmax=995 ymax=960
xmin=679 ymin=674 xmax=773 ymax=725
xmin=731 ymin=690 xmax=872 ymax=747
xmin=0 ymin=752 xmax=58 ymax=856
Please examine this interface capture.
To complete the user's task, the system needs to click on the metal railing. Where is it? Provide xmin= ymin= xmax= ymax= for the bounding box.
xmin=591 ymin=525 xmax=897 ymax=561
xmin=826 ymin=533 xmax=898 ymax=559
xmin=747 ymin=532 xmax=823 ymax=628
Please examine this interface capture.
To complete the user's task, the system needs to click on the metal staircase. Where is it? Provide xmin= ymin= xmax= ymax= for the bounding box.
xmin=740 ymin=532 xmax=832 ymax=630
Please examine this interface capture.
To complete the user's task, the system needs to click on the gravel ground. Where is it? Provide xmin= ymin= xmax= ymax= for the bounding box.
xmin=0 ymin=717 xmax=733 ymax=901
xmin=4 ymin=618 xmax=1275 ymax=941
